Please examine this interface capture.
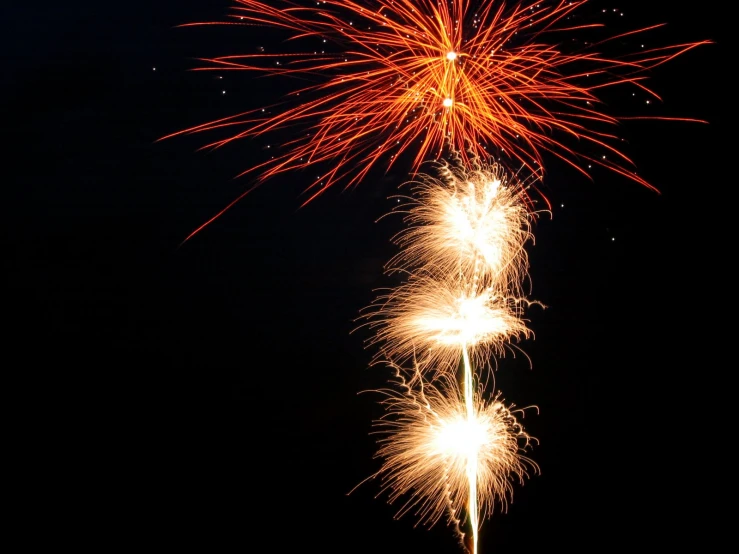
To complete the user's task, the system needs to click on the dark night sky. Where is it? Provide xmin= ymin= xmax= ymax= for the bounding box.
xmin=4 ymin=1 xmax=728 ymax=552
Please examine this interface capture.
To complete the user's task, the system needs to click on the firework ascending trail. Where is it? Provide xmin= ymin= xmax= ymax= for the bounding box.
xmin=163 ymin=0 xmax=708 ymax=240
xmin=357 ymin=156 xmax=541 ymax=553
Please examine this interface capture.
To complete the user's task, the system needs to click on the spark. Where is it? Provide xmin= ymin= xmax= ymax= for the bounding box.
xmin=162 ymin=0 xmax=708 ymax=238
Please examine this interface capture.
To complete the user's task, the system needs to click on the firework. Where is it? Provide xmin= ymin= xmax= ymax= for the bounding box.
xmin=385 ymin=156 xmax=538 ymax=297
xmin=163 ymin=0 xmax=707 ymax=236
xmin=362 ymin=343 xmax=537 ymax=554
xmin=359 ymin=363 xmax=538 ymax=551
xmin=165 ymin=2 xmax=707 ymax=552
xmin=359 ymin=157 xmax=542 ymax=375
xmin=356 ymin=156 xmax=540 ymax=553
xmin=361 ymin=272 xmax=536 ymax=376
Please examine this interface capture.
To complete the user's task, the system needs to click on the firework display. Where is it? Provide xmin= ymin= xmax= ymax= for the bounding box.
xmin=168 ymin=2 xmax=706 ymax=552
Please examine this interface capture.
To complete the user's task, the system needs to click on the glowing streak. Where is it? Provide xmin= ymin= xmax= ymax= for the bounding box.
xmin=462 ymin=343 xmax=478 ymax=554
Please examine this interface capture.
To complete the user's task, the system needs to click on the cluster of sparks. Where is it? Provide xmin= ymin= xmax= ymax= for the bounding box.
xmin=356 ymin=157 xmax=541 ymax=553
xmin=168 ymin=1 xmax=706 ymax=552
xmin=366 ymin=365 xmax=537 ymax=547
xmin=362 ymin=158 xmax=541 ymax=374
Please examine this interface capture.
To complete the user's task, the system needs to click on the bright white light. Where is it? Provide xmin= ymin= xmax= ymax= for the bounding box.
xmin=443 ymin=97 xmax=453 ymax=108
xmin=435 ymin=415 xmax=488 ymax=460
xmin=446 ymin=51 xmax=458 ymax=61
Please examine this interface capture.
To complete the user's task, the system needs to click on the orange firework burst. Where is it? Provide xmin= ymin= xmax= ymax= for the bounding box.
xmin=163 ymin=0 xmax=706 ymax=238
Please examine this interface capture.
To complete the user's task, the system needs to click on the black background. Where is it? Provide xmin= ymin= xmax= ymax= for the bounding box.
xmin=4 ymin=1 xmax=727 ymax=551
